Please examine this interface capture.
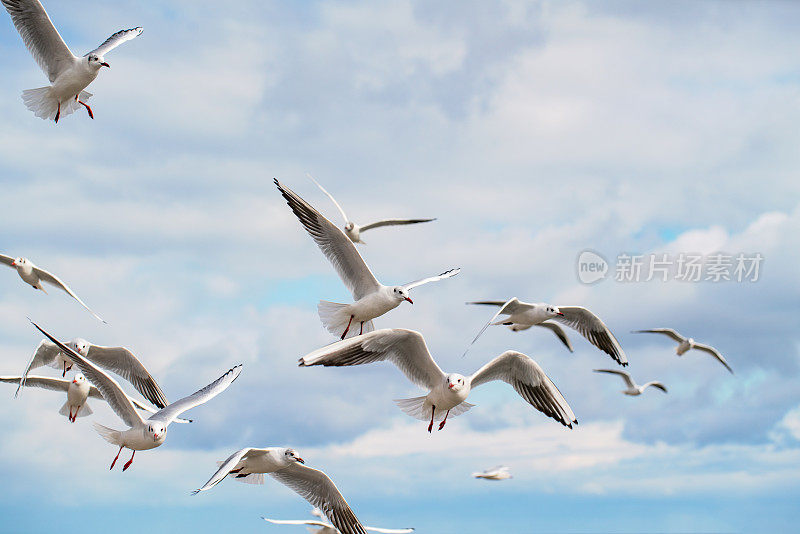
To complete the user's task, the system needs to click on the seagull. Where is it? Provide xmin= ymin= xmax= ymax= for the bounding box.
xmin=18 ymin=337 xmax=170 ymax=409
xmin=632 ymin=328 xmax=733 ymax=373
xmin=275 ymin=179 xmax=460 ymax=339
xmin=308 ymin=174 xmax=435 ymax=245
xmin=472 ymin=466 xmax=512 ymax=481
xmin=593 ymin=369 xmax=667 ymax=396
xmin=193 ymin=449 xmax=367 ymax=534
xmin=0 ymin=254 xmax=105 ymax=322
xmin=299 ymin=329 xmax=577 ymax=433
xmin=0 ymin=374 xmax=191 ymax=423
xmin=466 ymin=298 xmax=627 ymax=366
xmin=263 ymin=507 xmax=414 ymax=534
xmin=1 ymin=0 xmax=142 ymax=122
xmin=30 ymin=320 xmax=241 ymax=471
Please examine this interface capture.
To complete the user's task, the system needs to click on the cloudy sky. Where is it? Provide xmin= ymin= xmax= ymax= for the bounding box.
xmin=1 ymin=0 xmax=799 ymax=532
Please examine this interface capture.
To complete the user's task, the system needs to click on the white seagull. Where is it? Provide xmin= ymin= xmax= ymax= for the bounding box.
xmin=633 ymin=328 xmax=733 ymax=374
xmin=299 ymin=329 xmax=577 ymax=433
xmin=194 ymin=449 xmax=367 ymax=534
xmin=276 ymin=179 xmax=460 ymax=339
xmin=263 ymin=507 xmax=414 ymax=534
xmin=593 ymin=369 xmax=667 ymax=396
xmin=18 ymin=337 xmax=170 ymax=409
xmin=0 ymin=373 xmax=191 ymax=423
xmin=0 ymin=254 xmax=105 ymax=322
xmin=472 ymin=465 xmax=512 ymax=481
xmin=1 ymin=0 xmax=142 ymax=122
xmin=309 ymin=174 xmax=435 ymax=245
xmin=31 ymin=320 xmax=241 ymax=471
xmin=466 ymin=298 xmax=627 ymax=366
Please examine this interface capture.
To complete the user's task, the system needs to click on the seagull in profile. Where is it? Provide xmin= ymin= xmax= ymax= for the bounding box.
xmin=299 ymin=329 xmax=577 ymax=433
xmin=1 ymin=0 xmax=142 ymax=122
xmin=194 ymin=449 xmax=367 ymax=534
xmin=18 ymin=337 xmax=169 ymax=409
xmin=0 ymin=254 xmax=105 ymax=322
xmin=472 ymin=466 xmax=512 ymax=481
xmin=276 ymin=179 xmax=459 ymax=339
xmin=30 ymin=320 xmax=241 ymax=471
xmin=466 ymin=298 xmax=627 ymax=366
xmin=633 ymin=328 xmax=733 ymax=374
xmin=0 ymin=374 xmax=191 ymax=423
xmin=308 ymin=174 xmax=435 ymax=244
xmin=263 ymin=507 xmax=414 ymax=534
xmin=593 ymin=369 xmax=667 ymax=396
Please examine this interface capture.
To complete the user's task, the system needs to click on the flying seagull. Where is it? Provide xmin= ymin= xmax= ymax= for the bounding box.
xmin=466 ymin=298 xmax=627 ymax=366
xmin=472 ymin=465 xmax=512 ymax=481
xmin=299 ymin=329 xmax=577 ymax=433
xmin=0 ymin=374 xmax=190 ymax=423
xmin=276 ymin=179 xmax=460 ymax=339
xmin=593 ymin=369 xmax=667 ymax=396
xmin=632 ymin=328 xmax=732 ymax=374
xmin=1 ymin=0 xmax=142 ymax=122
xmin=30 ymin=320 xmax=240 ymax=471
xmin=18 ymin=337 xmax=170 ymax=409
xmin=0 ymin=254 xmax=105 ymax=322
xmin=194 ymin=449 xmax=367 ymax=534
xmin=308 ymin=174 xmax=435 ymax=244
xmin=263 ymin=507 xmax=414 ymax=534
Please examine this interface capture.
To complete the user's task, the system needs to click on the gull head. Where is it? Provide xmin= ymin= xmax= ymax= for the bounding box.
xmin=545 ymin=305 xmax=564 ymax=318
xmin=71 ymin=373 xmax=87 ymax=385
xmin=146 ymin=422 xmax=167 ymax=442
xmin=87 ymin=54 xmax=110 ymax=69
xmin=392 ymin=286 xmax=413 ymax=304
xmin=445 ymin=373 xmax=467 ymax=392
xmin=283 ymin=448 xmax=305 ymax=464
xmin=68 ymin=338 xmax=91 ymax=356
xmin=344 ymin=222 xmax=355 ymax=232
xmin=10 ymin=257 xmax=27 ymax=268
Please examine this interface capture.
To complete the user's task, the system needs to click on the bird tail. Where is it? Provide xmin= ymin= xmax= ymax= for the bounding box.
xmin=93 ymin=422 xmax=122 ymax=445
xmin=21 ymin=87 xmax=91 ymax=121
xmin=393 ymin=396 xmax=475 ymax=422
xmin=58 ymin=401 xmax=70 ymax=418
xmin=318 ymin=301 xmax=368 ymax=339
xmin=60 ymin=402 xmax=93 ymax=418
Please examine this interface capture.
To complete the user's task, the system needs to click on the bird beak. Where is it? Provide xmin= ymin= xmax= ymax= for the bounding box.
xmin=72 ymin=379 xmax=77 ymax=384
xmin=405 ymin=297 xmax=413 ymax=304
xmin=100 ymin=62 xmax=110 ymax=68
xmin=296 ymin=457 xmax=305 ymax=464
xmin=10 ymin=261 xmax=15 ymax=266
xmin=448 ymin=383 xmax=454 ymax=389
xmin=557 ymin=312 xmax=564 ymax=316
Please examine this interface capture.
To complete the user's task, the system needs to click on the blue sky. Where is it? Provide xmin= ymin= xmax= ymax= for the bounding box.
xmin=1 ymin=1 xmax=800 ymax=532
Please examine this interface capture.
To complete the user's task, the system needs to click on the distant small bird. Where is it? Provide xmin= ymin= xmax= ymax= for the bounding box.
xmin=19 ymin=337 xmax=169 ymax=409
xmin=194 ymin=449 xmax=367 ymax=534
xmin=472 ymin=465 xmax=512 ymax=481
xmin=276 ymin=180 xmax=459 ymax=339
xmin=308 ymin=174 xmax=435 ymax=244
xmin=0 ymin=254 xmax=105 ymax=322
xmin=30 ymin=320 xmax=240 ymax=471
xmin=593 ymin=369 xmax=667 ymax=396
xmin=0 ymin=373 xmax=191 ymax=423
xmin=633 ymin=328 xmax=733 ymax=374
xmin=1 ymin=0 xmax=142 ymax=122
xmin=299 ymin=329 xmax=577 ymax=433
xmin=466 ymin=298 xmax=627 ymax=366
xmin=263 ymin=507 xmax=414 ymax=534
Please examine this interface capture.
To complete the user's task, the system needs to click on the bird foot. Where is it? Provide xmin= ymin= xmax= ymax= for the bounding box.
xmin=78 ymin=100 xmax=94 ymax=119
xmin=122 ymin=451 xmax=135 ymax=471
xmin=341 ymin=315 xmax=354 ymax=339
xmin=55 ymin=103 xmax=60 ymax=123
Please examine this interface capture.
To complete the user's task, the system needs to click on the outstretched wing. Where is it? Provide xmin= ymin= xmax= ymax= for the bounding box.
xmin=463 ymin=298 xmax=533 ymax=355
xmin=31 ymin=266 xmax=106 ymax=323
xmin=642 ymin=381 xmax=668 ymax=393
xmin=470 ymin=351 xmax=576 ymax=428
xmin=150 ymin=365 xmax=242 ymax=425
xmin=1 ymin=375 xmax=69 ymax=392
xmin=270 ymin=463 xmax=367 ymax=534
xmin=360 ymin=218 xmax=435 ymax=232
xmin=299 ymin=329 xmax=445 ymax=390
xmin=402 ymin=268 xmax=460 ymax=290
xmin=192 ymin=447 xmax=263 ymax=494
xmin=692 ymin=343 xmax=733 ymax=374
xmin=1 ymin=0 xmax=75 ymax=81
xmin=16 ymin=339 xmax=60 ymax=396
xmin=0 ymin=254 xmax=15 ymax=267
xmin=84 ymin=27 xmax=142 ymax=57
xmin=86 ymin=345 xmax=168 ymax=408
xmin=632 ymin=328 xmax=686 ymax=343
xmin=535 ymin=322 xmax=574 ymax=352
xmin=276 ymin=179 xmax=381 ymax=300
xmin=308 ymin=173 xmax=349 ymax=223
xmin=261 ymin=517 xmax=331 ymax=527
xmin=554 ymin=307 xmax=627 ymax=366
xmin=593 ymin=368 xmax=635 ymax=389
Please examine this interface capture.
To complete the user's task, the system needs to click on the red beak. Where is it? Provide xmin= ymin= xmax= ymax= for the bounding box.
xmin=448 ymin=383 xmax=454 ymax=389
xmin=100 ymin=62 xmax=110 ymax=68
xmin=72 ymin=380 xmax=77 ymax=384
xmin=405 ymin=297 xmax=413 ymax=304
xmin=296 ymin=457 xmax=305 ymax=464
xmin=10 ymin=261 xmax=16 ymax=266
xmin=557 ymin=312 xmax=564 ymax=316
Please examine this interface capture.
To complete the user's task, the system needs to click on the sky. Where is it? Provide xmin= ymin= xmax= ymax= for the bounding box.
xmin=0 ymin=0 xmax=799 ymax=532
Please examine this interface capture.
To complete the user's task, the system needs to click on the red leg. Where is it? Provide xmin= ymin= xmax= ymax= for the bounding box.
xmin=427 ymin=405 xmax=436 ymax=433
xmin=55 ymin=102 xmax=60 ymax=123
xmin=68 ymin=407 xmax=73 ymax=422
xmin=78 ymin=100 xmax=94 ymax=119
xmin=122 ymin=450 xmax=136 ymax=471
xmin=438 ymin=409 xmax=451 ymax=431
xmin=341 ymin=315 xmax=354 ymax=339
xmin=110 ymin=446 xmax=123 ymax=470
xmin=62 ymin=361 xmax=67 ymax=377
xmin=359 ymin=322 xmax=364 ymax=335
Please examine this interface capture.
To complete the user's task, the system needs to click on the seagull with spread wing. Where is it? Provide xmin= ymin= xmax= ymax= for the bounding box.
xmin=308 ymin=174 xmax=435 ymax=245
xmin=0 ymin=373 xmax=190 ymax=423
xmin=18 ymin=337 xmax=169 ymax=409
xmin=263 ymin=507 xmax=414 ymax=534
xmin=30 ymin=320 xmax=241 ymax=471
xmin=276 ymin=179 xmax=459 ymax=339
xmin=299 ymin=329 xmax=577 ymax=433
xmin=194 ymin=450 xmax=367 ymax=534
xmin=0 ymin=254 xmax=105 ymax=322
xmin=633 ymin=328 xmax=733 ymax=373
xmin=1 ymin=0 xmax=142 ymax=122
xmin=466 ymin=298 xmax=627 ymax=366
xmin=472 ymin=465 xmax=512 ymax=481
xmin=593 ymin=369 xmax=667 ymax=396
